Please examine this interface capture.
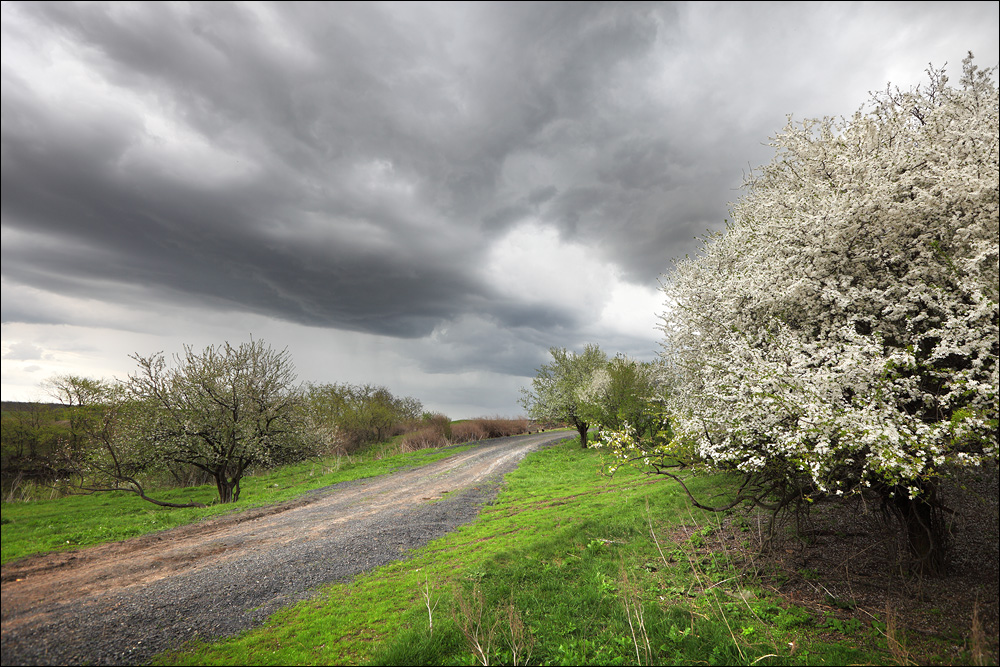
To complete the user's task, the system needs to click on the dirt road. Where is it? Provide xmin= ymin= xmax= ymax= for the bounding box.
xmin=0 ymin=431 xmax=573 ymax=665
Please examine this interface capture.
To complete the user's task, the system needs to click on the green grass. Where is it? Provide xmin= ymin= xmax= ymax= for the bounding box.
xmin=153 ymin=439 xmax=891 ymax=666
xmin=0 ymin=443 xmax=472 ymax=564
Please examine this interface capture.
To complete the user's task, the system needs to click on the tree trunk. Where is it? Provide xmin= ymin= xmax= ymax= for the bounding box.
xmin=892 ymin=483 xmax=947 ymax=576
xmin=215 ymin=473 xmax=237 ymax=504
xmin=575 ymin=421 xmax=589 ymax=449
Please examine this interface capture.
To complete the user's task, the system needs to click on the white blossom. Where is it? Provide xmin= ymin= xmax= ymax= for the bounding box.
xmin=608 ymin=56 xmax=1000 ymax=501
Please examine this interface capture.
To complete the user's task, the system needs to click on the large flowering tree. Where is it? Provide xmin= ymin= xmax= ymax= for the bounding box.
xmin=607 ymin=55 xmax=998 ymax=574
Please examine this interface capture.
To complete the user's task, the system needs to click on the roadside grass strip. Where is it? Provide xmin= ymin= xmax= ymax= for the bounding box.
xmin=155 ymin=439 xmax=890 ymax=666
xmin=0 ymin=444 xmax=472 ymax=564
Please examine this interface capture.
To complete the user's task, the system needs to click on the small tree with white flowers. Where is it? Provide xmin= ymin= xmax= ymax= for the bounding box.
xmin=129 ymin=339 xmax=303 ymax=504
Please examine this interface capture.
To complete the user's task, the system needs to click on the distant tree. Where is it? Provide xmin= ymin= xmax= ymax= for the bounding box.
xmin=579 ymin=355 xmax=665 ymax=443
xmin=603 ymin=54 xmax=998 ymax=575
xmin=44 ymin=375 xmax=106 ymax=457
xmin=357 ymin=384 xmax=422 ymax=442
xmin=301 ymin=382 xmax=423 ymax=452
xmin=129 ymin=339 xmax=303 ymax=503
xmin=1 ymin=401 xmax=64 ymax=487
xmin=520 ymin=345 xmax=608 ymax=448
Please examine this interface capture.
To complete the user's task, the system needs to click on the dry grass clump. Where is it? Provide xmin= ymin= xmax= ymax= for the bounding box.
xmin=451 ymin=417 xmax=530 ymax=442
xmin=400 ymin=414 xmax=453 ymax=452
xmin=475 ymin=416 xmax=530 ymax=439
xmin=400 ymin=427 xmax=450 ymax=452
xmin=420 ymin=412 xmax=453 ymax=440
xmin=400 ymin=415 xmax=530 ymax=452
xmin=452 ymin=421 xmax=489 ymax=442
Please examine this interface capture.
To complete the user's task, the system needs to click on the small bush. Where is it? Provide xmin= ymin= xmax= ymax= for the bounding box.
xmin=477 ymin=416 xmax=529 ymax=439
xmin=451 ymin=421 xmax=488 ymax=443
xmin=401 ymin=427 xmax=450 ymax=452
xmin=421 ymin=412 xmax=453 ymax=440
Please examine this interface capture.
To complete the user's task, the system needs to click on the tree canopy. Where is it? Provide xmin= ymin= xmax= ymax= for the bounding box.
xmin=129 ymin=339 xmax=303 ymax=503
xmin=579 ymin=354 xmax=664 ymax=444
xmin=520 ymin=345 xmax=608 ymax=448
xmin=300 ymin=382 xmax=423 ymax=452
xmin=605 ymin=54 xmax=998 ymax=574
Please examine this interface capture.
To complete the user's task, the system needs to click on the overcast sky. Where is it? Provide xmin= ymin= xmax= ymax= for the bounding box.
xmin=2 ymin=2 xmax=998 ymax=417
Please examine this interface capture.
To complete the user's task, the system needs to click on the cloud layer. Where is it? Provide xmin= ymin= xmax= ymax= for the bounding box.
xmin=2 ymin=2 xmax=997 ymax=414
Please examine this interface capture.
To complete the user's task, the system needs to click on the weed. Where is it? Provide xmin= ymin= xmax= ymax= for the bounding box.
xmin=971 ymin=598 xmax=988 ymax=667
xmin=500 ymin=598 xmax=534 ymax=667
xmin=824 ymin=593 xmax=858 ymax=611
xmin=821 ymin=614 xmax=863 ymax=634
xmin=619 ymin=564 xmax=652 ymax=665
xmin=885 ymin=604 xmax=913 ymax=665
xmin=452 ymin=583 xmax=495 ymax=666
xmin=420 ymin=575 xmax=439 ymax=638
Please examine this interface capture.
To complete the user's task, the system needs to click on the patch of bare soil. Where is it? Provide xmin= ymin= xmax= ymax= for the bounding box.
xmin=0 ymin=432 xmax=573 ymax=666
xmin=706 ymin=466 xmax=999 ymax=665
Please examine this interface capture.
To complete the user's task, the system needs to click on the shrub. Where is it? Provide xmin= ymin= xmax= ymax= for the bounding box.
xmin=401 ymin=427 xmax=449 ymax=452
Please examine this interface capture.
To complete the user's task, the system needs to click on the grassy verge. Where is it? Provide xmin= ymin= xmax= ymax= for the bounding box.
xmin=155 ymin=439 xmax=891 ymax=666
xmin=0 ymin=442 xmax=472 ymax=564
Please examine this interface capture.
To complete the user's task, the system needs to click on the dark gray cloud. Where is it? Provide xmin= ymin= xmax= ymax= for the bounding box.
xmin=2 ymin=1 xmax=998 ymax=410
xmin=6 ymin=2 xmax=678 ymax=336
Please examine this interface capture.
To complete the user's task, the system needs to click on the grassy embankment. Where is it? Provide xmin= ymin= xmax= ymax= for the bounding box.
xmin=150 ymin=438 xmax=892 ymax=666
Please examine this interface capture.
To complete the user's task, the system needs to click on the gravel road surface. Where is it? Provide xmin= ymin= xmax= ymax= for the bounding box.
xmin=0 ymin=431 xmax=573 ymax=665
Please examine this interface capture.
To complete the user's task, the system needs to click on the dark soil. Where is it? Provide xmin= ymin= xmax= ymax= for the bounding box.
xmin=704 ymin=465 xmax=999 ymax=665
xmin=0 ymin=432 xmax=574 ymax=666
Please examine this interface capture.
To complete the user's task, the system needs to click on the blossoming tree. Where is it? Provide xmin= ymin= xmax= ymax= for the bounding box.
xmin=129 ymin=339 xmax=303 ymax=504
xmin=605 ymin=54 xmax=998 ymax=574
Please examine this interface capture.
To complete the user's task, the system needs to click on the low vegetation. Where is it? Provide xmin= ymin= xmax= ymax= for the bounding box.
xmin=402 ymin=416 xmax=531 ymax=452
xmin=150 ymin=438 xmax=980 ymax=667
xmin=0 ymin=414 xmax=530 ymax=564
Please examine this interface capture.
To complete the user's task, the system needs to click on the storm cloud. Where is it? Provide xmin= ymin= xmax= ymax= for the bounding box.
xmin=2 ymin=2 xmax=997 ymax=415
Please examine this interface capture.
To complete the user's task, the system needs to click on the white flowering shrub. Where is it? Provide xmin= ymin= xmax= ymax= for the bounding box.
xmin=613 ymin=55 xmax=998 ymax=574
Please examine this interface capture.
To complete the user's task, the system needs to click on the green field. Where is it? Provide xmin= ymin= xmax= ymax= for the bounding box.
xmin=147 ymin=439 xmax=893 ymax=666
